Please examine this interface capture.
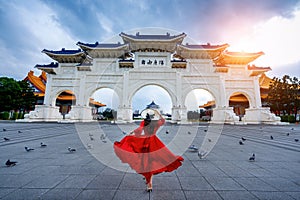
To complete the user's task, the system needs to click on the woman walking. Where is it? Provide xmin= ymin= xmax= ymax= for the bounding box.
xmin=114 ymin=109 xmax=184 ymax=192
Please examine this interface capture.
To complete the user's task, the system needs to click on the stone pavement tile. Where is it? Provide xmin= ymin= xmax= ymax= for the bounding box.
xmin=205 ymin=177 xmax=245 ymax=191
xmin=100 ymin=166 xmax=126 ymax=176
xmin=251 ymin=191 xmax=296 ymax=200
xmin=150 ymin=189 xmax=185 ymax=200
xmin=231 ymin=160 xmax=261 ymax=170
xmin=86 ymin=175 xmax=123 ymax=189
xmin=0 ymin=161 xmax=37 ymax=175
xmin=285 ymin=192 xmax=300 ymax=200
xmin=184 ymin=190 xmax=222 ymax=200
xmin=40 ymin=188 xmax=82 ymax=200
xmin=22 ymin=175 xmax=68 ymax=189
xmin=271 ymin=168 xmax=300 ymax=179
xmin=193 ymin=161 xmax=228 ymax=177
xmin=74 ymin=189 xmax=115 ymax=200
xmin=1 ymin=188 xmax=49 ymax=200
xmin=0 ymin=188 xmax=16 ymax=199
xmin=175 ymin=161 xmax=202 ymax=177
xmin=114 ymin=189 xmax=150 ymax=200
xmin=0 ymin=174 xmax=39 ymax=188
xmin=261 ymin=177 xmax=300 ymax=192
xmin=152 ymin=176 xmax=182 ymax=190
xmin=247 ymin=168 xmax=277 ymax=177
xmin=234 ymin=177 xmax=277 ymax=191
xmin=218 ymin=191 xmax=259 ymax=200
xmin=55 ymin=174 xmax=96 ymax=189
xmin=119 ymin=173 xmax=147 ymax=190
xmin=178 ymin=176 xmax=214 ymax=191
xmin=22 ymin=165 xmax=61 ymax=175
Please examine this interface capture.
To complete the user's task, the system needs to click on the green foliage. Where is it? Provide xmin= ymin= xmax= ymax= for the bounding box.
xmin=0 ymin=77 xmax=37 ymax=112
xmin=2 ymin=111 xmax=9 ymax=120
xmin=267 ymin=75 xmax=299 ymax=121
xmin=12 ymin=112 xmax=19 ymax=120
xmin=280 ymin=115 xmax=296 ymax=123
xmin=101 ymin=108 xmax=117 ymax=120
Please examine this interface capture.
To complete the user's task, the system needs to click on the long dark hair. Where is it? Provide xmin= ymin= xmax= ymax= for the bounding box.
xmin=143 ymin=113 xmax=157 ymax=135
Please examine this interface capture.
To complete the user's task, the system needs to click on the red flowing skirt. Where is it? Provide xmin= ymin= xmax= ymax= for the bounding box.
xmin=114 ymin=135 xmax=184 ymax=183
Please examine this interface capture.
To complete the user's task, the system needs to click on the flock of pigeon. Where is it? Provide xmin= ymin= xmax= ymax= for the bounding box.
xmin=187 ymin=127 xmax=298 ymax=162
xmin=2 ymin=128 xmax=78 ymax=167
xmin=2 ymin=126 xmax=299 ymax=167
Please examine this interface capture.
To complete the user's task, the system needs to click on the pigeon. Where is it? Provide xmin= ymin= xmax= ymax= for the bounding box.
xmin=286 ymin=133 xmax=290 ymax=136
xmin=188 ymin=145 xmax=199 ymax=151
xmin=204 ymin=129 xmax=207 ymax=132
xmin=122 ymin=131 xmax=127 ymax=135
xmin=3 ymin=137 xmax=10 ymax=141
xmin=208 ymin=138 xmax=212 ymax=142
xmin=270 ymin=135 xmax=274 ymax=140
xmin=3 ymin=128 xmax=6 ymax=132
xmin=239 ymin=140 xmax=244 ymax=145
xmin=291 ymin=128 xmax=294 ymax=131
xmin=100 ymin=133 xmax=106 ymax=140
xmin=68 ymin=147 xmax=76 ymax=152
xmin=5 ymin=159 xmax=17 ymax=167
xmin=187 ymin=131 xmax=191 ymax=135
xmin=166 ymin=130 xmax=169 ymax=134
xmin=295 ymin=139 xmax=299 ymax=142
xmin=18 ymin=131 xmax=22 ymax=133
xmin=249 ymin=153 xmax=255 ymax=162
xmin=40 ymin=142 xmax=47 ymax=147
xmin=87 ymin=143 xmax=92 ymax=149
xmin=241 ymin=137 xmax=246 ymax=141
xmin=90 ymin=136 xmax=94 ymax=141
xmin=198 ymin=151 xmax=207 ymax=159
xmin=25 ymin=146 xmax=34 ymax=152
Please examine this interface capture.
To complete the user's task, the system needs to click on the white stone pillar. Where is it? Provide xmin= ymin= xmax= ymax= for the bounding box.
xmin=253 ymin=76 xmax=262 ymax=108
xmin=43 ymin=73 xmax=53 ymax=106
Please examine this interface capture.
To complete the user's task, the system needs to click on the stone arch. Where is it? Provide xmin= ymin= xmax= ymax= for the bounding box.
xmin=128 ymin=82 xmax=177 ymax=108
xmin=227 ymin=90 xmax=253 ymax=109
xmin=50 ymin=88 xmax=77 ymax=107
xmin=182 ymin=86 xmax=220 ymax=108
xmin=86 ymin=86 xmax=121 ymax=108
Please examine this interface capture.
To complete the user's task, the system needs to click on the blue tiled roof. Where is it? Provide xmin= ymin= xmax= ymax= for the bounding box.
xmin=77 ymin=41 xmax=125 ymax=48
xmin=120 ymin=32 xmax=186 ymax=40
xmin=35 ymin=62 xmax=59 ymax=68
xmin=180 ymin=43 xmax=229 ymax=49
xmin=42 ymin=48 xmax=83 ymax=55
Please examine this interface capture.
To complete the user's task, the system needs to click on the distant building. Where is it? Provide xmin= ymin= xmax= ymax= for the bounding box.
xmin=146 ymin=101 xmax=160 ymax=109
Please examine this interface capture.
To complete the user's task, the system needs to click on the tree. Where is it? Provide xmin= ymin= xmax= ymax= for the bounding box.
xmin=0 ymin=77 xmax=37 ymax=112
xmin=267 ymin=75 xmax=299 ymax=120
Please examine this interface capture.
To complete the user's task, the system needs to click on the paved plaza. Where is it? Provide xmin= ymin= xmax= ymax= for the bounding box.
xmin=0 ymin=121 xmax=299 ymax=200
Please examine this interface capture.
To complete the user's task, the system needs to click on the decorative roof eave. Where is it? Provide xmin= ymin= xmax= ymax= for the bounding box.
xmin=215 ymin=51 xmax=264 ymax=65
xmin=42 ymin=49 xmax=86 ymax=63
xmin=25 ymin=71 xmax=46 ymax=93
xmin=35 ymin=62 xmax=59 ymax=74
xmin=214 ymin=65 xmax=229 ymax=73
xmin=259 ymin=73 xmax=274 ymax=89
xmin=171 ymin=60 xmax=187 ymax=68
xmin=176 ymin=43 xmax=229 ymax=59
xmin=247 ymin=65 xmax=271 ymax=76
xmin=119 ymin=32 xmax=186 ymax=42
xmin=120 ymin=32 xmax=186 ymax=53
xmin=77 ymin=42 xmax=129 ymax=58
xmin=119 ymin=59 xmax=134 ymax=68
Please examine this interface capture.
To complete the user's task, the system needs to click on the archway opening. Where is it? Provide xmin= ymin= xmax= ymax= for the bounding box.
xmin=229 ymin=92 xmax=250 ymax=120
xmin=185 ymin=89 xmax=215 ymax=121
xmin=132 ymin=85 xmax=172 ymax=119
xmin=91 ymin=88 xmax=119 ymax=120
xmin=55 ymin=90 xmax=76 ymax=115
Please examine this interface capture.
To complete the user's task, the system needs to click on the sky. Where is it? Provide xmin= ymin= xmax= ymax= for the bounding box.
xmin=1 ymin=0 xmax=300 ymax=113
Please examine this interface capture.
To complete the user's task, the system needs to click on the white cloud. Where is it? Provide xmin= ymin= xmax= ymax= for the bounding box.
xmin=96 ymin=12 xmax=114 ymax=36
xmin=228 ymin=7 xmax=300 ymax=77
xmin=0 ymin=1 xmax=78 ymax=79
